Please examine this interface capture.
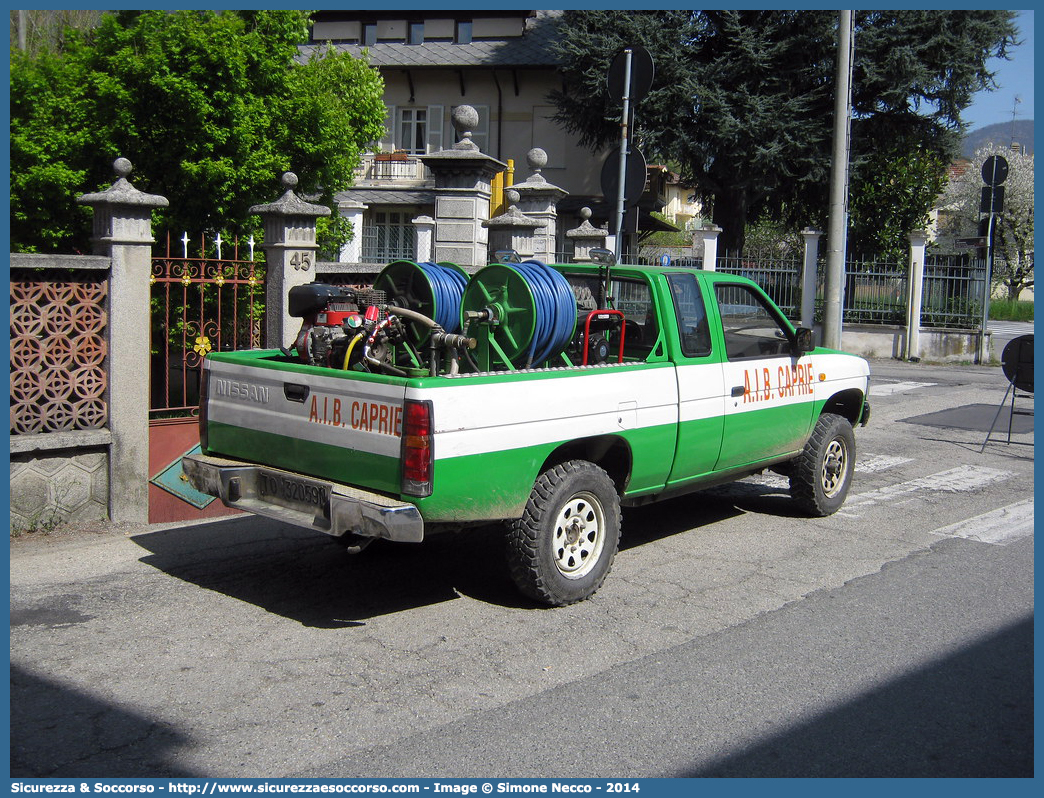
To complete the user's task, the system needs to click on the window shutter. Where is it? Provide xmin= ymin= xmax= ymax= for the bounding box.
xmin=382 ymin=104 xmax=397 ymax=151
xmin=427 ymin=105 xmax=444 ymax=153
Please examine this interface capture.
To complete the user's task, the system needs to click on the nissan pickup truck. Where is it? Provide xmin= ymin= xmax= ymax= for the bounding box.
xmin=183 ymin=257 xmax=870 ymax=605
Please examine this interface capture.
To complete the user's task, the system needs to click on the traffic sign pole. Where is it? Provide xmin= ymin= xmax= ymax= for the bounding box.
xmin=978 ymin=155 xmax=1008 ymax=364
xmin=614 ymin=47 xmax=633 ymax=264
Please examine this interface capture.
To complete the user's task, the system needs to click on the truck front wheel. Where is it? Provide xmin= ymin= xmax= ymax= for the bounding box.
xmin=507 ymin=460 xmax=621 ymax=606
xmin=790 ymin=413 xmax=856 ymax=516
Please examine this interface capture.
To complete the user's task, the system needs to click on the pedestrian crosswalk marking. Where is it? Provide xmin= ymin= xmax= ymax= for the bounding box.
xmin=929 ymin=499 xmax=1034 ymax=545
xmin=855 ymin=454 xmax=913 ymax=473
xmin=740 ymin=452 xmax=913 ymax=492
xmin=869 ymin=381 xmax=937 ymax=396
xmin=838 ymin=465 xmax=1012 ymax=517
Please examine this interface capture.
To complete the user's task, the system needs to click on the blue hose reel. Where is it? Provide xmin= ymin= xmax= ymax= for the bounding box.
xmin=374 ymin=259 xmax=470 ymax=346
xmin=461 ymin=259 xmax=578 ymax=371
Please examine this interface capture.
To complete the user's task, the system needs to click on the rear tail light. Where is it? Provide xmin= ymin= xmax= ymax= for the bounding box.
xmin=401 ymin=399 xmax=433 ymax=497
xmin=198 ymin=362 xmax=210 ymax=452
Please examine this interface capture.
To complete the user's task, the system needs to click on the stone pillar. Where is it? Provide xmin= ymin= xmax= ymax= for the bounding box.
xmin=250 ymin=172 xmax=331 ymax=349
xmin=699 ymin=224 xmax=723 ymax=271
xmin=77 ymin=158 xmax=168 ymax=524
xmin=513 ymin=148 xmax=568 ymax=262
xmin=565 ymin=208 xmax=610 ymax=263
xmin=482 ymin=189 xmax=545 ymax=261
xmin=420 ymin=105 xmax=506 ymax=272
xmin=905 ymin=230 xmax=928 ymax=361
xmin=337 ymin=199 xmax=367 ymax=263
xmin=413 ymin=216 xmax=435 ymax=263
xmin=800 ymin=228 xmax=823 ymax=329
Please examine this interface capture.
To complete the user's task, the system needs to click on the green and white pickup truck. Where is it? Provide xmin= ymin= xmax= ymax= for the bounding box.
xmin=183 ymin=256 xmax=870 ymax=605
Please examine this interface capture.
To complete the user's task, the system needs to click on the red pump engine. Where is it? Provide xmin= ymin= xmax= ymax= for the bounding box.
xmin=285 ymin=283 xmax=390 ymax=370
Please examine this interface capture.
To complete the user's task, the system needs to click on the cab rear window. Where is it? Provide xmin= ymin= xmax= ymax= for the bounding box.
xmin=666 ymin=273 xmax=712 ymax=357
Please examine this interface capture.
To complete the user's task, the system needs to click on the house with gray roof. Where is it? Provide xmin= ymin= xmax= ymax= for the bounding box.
xmin=303 ymin=10 xmax=651 ymax=267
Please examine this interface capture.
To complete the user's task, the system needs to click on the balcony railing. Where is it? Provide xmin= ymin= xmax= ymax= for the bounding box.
xmin=356 ymin=153 xmax=430 ymax=184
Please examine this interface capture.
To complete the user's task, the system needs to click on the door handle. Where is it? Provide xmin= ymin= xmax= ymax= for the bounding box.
xmin=731 ymin=385 xmax=746 ymax=397
xmin=283 ymin=383 xmax=310 ymax=403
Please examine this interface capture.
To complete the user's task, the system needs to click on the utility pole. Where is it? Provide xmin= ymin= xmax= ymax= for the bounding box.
xmin=822 ymin=10 xmax=854 ymax=350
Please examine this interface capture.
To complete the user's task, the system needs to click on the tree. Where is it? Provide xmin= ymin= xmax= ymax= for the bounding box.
xmin=848 ymin=145 xmax=949 ymax=262
xmin=939 ymin=146 xmax=1034 ymax=301
xmin=549 ymin=10 xmax=1018 ymax=252
xmin=10 ymin=10 xmax=386 ymax=253
xmin=9 ymin=9 xmax=104 ymax=56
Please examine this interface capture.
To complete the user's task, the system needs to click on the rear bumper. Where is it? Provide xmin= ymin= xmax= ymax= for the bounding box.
xmin=181 ymin=454 xmax=424 ymax=542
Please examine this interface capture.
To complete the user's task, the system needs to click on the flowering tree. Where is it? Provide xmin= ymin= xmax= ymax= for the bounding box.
xmin=939 ymin=145 xmax=1034 ymax=300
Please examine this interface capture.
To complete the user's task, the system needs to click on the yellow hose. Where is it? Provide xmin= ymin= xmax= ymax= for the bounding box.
xmin=342 ymin=332 xmax=364 ymax=370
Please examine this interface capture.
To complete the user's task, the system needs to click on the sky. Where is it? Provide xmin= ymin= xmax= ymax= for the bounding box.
xmin=960 ymin=9 xmax=1034 ymax=131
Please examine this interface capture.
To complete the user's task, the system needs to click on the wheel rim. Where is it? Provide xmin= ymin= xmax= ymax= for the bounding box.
xmin=821 ymin=438 xmax=848 ymax=497
xmin=552 ymin=491 xmax=606 ymax=580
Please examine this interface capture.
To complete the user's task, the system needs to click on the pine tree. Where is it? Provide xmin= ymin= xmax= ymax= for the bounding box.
xmin=550 ymin=10 xmax=1018 ymax=252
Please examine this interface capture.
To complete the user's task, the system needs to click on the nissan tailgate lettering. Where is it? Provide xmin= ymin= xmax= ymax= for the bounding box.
xmin=215 ymin=378 xmax=270 ymax=404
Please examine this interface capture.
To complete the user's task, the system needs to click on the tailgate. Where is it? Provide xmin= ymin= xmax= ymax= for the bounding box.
xmin=203 ymin=351 xmax=407 ymax=496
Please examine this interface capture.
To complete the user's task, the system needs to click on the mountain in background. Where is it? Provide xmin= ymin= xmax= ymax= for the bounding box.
xmin=962 ymin=120 xmax=1034 ymax=158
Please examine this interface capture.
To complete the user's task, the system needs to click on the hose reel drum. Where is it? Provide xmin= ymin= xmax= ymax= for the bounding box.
xmin=461 ymin=259 xmax=578 ymax=371
xmin=373 ymin=260 xmax=470 ymax=347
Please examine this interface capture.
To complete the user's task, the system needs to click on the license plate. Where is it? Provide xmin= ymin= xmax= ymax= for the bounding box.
xmin=257 ymin=470 xmax=330 ymax=516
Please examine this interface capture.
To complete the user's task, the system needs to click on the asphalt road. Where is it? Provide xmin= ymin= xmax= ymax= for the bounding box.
xmin=10 ymin=357 xmax=1034 ymax=779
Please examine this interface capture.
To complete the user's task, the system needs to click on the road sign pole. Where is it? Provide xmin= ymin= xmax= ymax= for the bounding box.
xmin=979 ymin=212 xmax=996 ymax=364
xmin=977 ymin=154 xmax=1008 ymax=365
xmin=614 ymin=48 xmax=633 ymax=263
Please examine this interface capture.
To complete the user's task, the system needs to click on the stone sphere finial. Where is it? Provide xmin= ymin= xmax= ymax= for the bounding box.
xmin=113 ymin=158 xmax=133 ymax=179
xmin=452 ymin=105 xmax=480 ymax=132
xmin=506 ymin=189 xmax=520 ymax=206
xmin=580 ymin=207 xmax=592 ymax=221
xmin=451 ymin=105 xmax=480 ymax=151
xmin=526 ymin=148 xmax=548 ymax=172
xmin=281 ymin=172 xmax=299 ymax=190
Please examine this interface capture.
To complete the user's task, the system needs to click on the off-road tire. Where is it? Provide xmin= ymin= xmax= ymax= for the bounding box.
xmin=790 ymin=412 xmax=856 ymax=516
xmin=506 ymin=460 xmax=621 ymax=606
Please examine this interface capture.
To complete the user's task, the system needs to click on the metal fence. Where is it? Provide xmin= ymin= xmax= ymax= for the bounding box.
xmin=922 ymin=254 xmax=987 ymax=329
xmin=150 ymin=232 xmax=265 ymax=417
xmin=820 ymin=254 xmax=987 ymax=329
xmin=836 ymin=257 xmax=907 ymax=326
xmin=542 ymin=243 xmax=989 ymax=331
xmin=717 ymin=254 xmax=804 ymax=320
xmin=633 ymin=246 xmax=703 ymax=270
xmin=550 ymin=248 xmax=705 ymax=269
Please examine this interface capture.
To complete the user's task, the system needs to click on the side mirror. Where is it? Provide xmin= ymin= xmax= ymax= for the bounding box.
xmin=590 ymin=248 xmax=617 ymax=267
xmin=793 ymin=326 xmax=815 ymax=354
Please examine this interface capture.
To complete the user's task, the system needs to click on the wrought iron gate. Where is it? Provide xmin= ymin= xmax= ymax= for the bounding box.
xmin=148 ymin=232 xmax=265 ymax=523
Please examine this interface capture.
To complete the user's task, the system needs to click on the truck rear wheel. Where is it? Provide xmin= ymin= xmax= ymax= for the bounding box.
xmin=790 ymin=412 xmax=856 ymax=516
xmin=507 ymin=460 xmax=621 ymax=606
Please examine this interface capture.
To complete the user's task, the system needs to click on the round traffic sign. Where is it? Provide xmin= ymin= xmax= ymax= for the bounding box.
xmin=608 ymin=45 xmax=655 ymax=103
xmin=982 ymin=155 xmax=1009 ymax=186
xmin=600 ymin=145 xmax=648 ymax=208
xmin=1001 ymin=334 xmax=1033 ymax=393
